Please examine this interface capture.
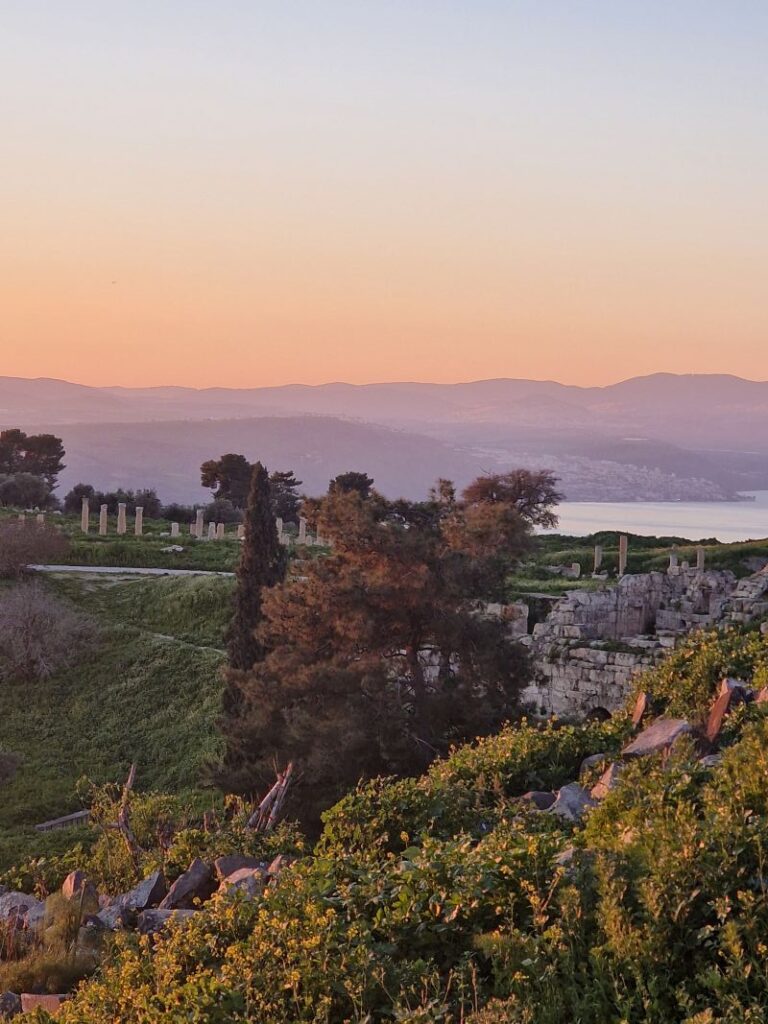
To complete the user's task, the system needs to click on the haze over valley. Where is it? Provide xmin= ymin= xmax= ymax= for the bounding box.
xmin=3 ymin=372 xmax=767 ymax=504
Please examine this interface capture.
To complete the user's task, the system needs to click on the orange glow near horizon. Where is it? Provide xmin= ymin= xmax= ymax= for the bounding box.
xmin=3 ymin=2 xmax=768 ymax=389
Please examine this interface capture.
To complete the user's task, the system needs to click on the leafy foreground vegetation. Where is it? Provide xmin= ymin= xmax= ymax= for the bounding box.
xmin=14 ymin=618 xmax=768 ymax=1023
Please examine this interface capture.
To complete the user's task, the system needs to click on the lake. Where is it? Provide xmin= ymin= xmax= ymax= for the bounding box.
xmin=548 ymin=491 xmax=768 ymax=543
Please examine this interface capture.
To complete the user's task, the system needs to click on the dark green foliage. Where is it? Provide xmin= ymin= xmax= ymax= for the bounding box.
xmin=0 ymin=471 xmax=50 ymax=508
xmin=269 ymin=469 xmax=303 ymax=524
xmin=64 ymin=485 xmax=162 ymax=517
xmin=221 ymin=475 xmax=556 ymax=825
xmin=226 ymin=462 xmax=286 ymax=672
xmin=0 ymin=429 xmax=65 ymax=490
xmin=328 ymin=470 xmax=374 ymax=499
xmin=200 ymin=453 xmax=253 ymax=508
xmin=204 ymin=497 xmax=243 ymax=524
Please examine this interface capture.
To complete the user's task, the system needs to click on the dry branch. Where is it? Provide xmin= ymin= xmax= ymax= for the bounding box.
xmin=247 ymin=761 xmax=294 ymax=831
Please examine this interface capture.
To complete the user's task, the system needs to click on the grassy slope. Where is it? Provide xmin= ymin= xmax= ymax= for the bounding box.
xmin=0 ymin=575 xmax=230 ymax=869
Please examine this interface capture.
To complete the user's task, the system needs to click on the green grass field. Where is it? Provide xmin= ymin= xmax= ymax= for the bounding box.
xmin=0 ymin=574 xmax=229 ymax=870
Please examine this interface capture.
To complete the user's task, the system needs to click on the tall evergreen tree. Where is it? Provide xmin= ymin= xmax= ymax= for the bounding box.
xmin=227 ymin=462 xmax=287 ymax=672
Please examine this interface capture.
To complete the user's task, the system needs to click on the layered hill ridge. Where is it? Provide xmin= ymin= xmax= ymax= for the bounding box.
xmin=3 ymin=373 xmax=767 ymax=501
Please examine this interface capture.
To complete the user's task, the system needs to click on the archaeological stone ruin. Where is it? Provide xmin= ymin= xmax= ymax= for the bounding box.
xmin=515 ymin=563 xmax=768 ymax=718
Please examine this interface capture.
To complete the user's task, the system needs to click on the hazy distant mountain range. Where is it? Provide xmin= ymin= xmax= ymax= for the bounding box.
xmin=2 ymin=373 xmax=767 ymax=503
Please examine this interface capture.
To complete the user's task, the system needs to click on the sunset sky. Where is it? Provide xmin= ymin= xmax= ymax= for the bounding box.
xmin=2 ymin=1 xmax=767 ymax=388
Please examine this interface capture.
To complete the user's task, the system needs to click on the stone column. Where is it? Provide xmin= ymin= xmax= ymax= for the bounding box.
xmin=696 ymin=546 xmax=705 ymax=571
xmin=207 ymin=522 xmax=216 ymax=540
xmin=276 ymin=517 xmax=283 ymax=542
xmin=237 ymin=524 xmax=245 ymax=540
xmin=117 ymin=503 xmax=127 ymax=535
xmin=81 ymin=497 xmax=90 ymax=534
xmin=618 ymin=534 xmax=628 ymax=576
xmin=593 ymin=544 xmax=603 ymax=572
xmin=195 ymin=509 xmax=204 ymax=538
xmin=170 ymin=522 xmax=180 ymax=538
xmin=216 ymin=523 xmax=225 ymax=540
xmin=298 ymin=517 xmax=307 ymax=544
xmin=134 ymin=507 xmax=144 ymax=536
xmin=36 ymin=513 xmax=45 ymax=525
xmin=668 ymin=546 xmax=678 ymax=570
xmin=99 ymin=504 xmax=108 ymax=535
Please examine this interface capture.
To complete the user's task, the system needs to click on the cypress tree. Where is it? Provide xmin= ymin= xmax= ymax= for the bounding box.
xmin=227 ymin=462 xmax=287 ymax=671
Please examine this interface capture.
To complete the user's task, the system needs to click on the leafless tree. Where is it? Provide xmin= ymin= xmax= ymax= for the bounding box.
xmin=0 ymin=583 xmax=98 ymax=682
xmin=0 ymin=519 xmax=70 ymax=579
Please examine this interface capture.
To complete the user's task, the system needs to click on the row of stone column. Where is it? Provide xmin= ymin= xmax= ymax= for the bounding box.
xmin=81 ymin=498 xmax=143 ymax=536
xmin=592 ymin=538 xmax=706 ymax=576
xmin=79 ymin=497 xmax=324 ymax=546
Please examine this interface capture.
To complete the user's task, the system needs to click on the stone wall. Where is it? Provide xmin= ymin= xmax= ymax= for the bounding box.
xmin=518 ymin=566 xmax=768 ymax=718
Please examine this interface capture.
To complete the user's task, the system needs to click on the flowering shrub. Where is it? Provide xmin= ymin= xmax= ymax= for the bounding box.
xmin=22 ymin=624 xmax=768 ymax=1023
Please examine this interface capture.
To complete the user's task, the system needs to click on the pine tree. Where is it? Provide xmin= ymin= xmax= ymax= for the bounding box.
xmin=227 ymin=462 xmax=286 ymax=671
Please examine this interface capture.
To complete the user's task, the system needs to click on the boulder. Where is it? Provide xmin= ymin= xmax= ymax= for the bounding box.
xmin=159 ymin=859 xmax=214 ymax=910
xmin=553 ymin=846 xmax=575 ymax=868
xmin=622 ymin=718 xmax=692 ymax=758
xmin=218 ymin=867 xmax=267 ymax=898
xmin=590 ymin=763 xmax=623 ymax=800
xmin=578 ymin=753 xmax=608 ymax=778
xmin=90 ymin=901 xmax=131 ymax=931
xmin=706 ymin=687 xmax=745 ymax=743
xmin=213 ymin=855 xmax=265 ymax=881
xmin=548 ymin=783 xmax=597 ymax=823
xmin=519 ymin=791 xmax=556 ymax=811
xmin=698 ymin=753 xmax=723 ymax=769
xmin=0 ymin=992 xmax=21 ymax=1019
xmin=267 ymin=854 xmax=294 ymax=878
xmin=120 ymin=869 xmax=166 ymax=911
xmin=89 ymin=869 xmax=167 ymax=930
xmin=0 ymin=892 xmax=44 ymax=930
xmin=631 ymin=691 xmax=650 ymax=728
xmin=61 ymin=870 xmax=98 ymax=906
xmin=20 ymin=994 xmax=68 ymax=1014
xmin=136 ymin=908 xmax=197 ymax=935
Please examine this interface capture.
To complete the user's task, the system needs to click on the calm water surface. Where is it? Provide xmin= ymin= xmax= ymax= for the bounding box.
xmin=548 ymin=491 xmax=768 ymax=543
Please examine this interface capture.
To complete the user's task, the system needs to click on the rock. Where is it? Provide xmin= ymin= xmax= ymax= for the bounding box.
xmin=218 ymin=867 xmax=267 ymax=898
xmin=0 ymin=992 xmax=21 ymax=1019
xmin=120 ymin=869 xmax=166 ymax=911
xmin=20 ymin=994 xmax=68 ymax=1014
xmin=705 ymin=687 xmax=746 ymax=743
xmin=579 ymin=753 xmax=608 ymax=778
xmin=761 ymin=621 xmax=768 ymax=636
xmin=90 ymin=901 xmax=131 ymax=931
xmin=136 ymin=908 xmax=197 ymax=935
xmin=519 ymin=791 xmax=556 ymax=810
xmin=0 ymin=892 xmax=44 ymax=930
xmin=622 ymin=718 xmax=692 ymax=758
xmin=159 ymin=859 xmax=214 ymax=910
xmin=698 ymin=753 xmax=723 ymax=769
xmin=553 ymin=846 xmax=575 ymax=868
xmin=631 ymin=691 xmax=650 ymax=728
xmin=548 ymin=783 xmax=597 ymax=823
xmin=213 ymin=855 xmax=265 ymax=881
xmin=267 ymin=854 xmax=294 ymax=878
xmin=590 ymin=763 xmax=623 ymax=800
xmin=61 ymin=870 xmax=98 ymax=906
